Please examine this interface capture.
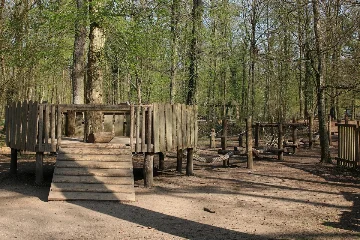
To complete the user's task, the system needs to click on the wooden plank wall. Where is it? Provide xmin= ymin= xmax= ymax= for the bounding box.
xmin=336 ymin=123 xmax=359 ymax=168
xmin=5 ymin=101 xmax=61 ymax=153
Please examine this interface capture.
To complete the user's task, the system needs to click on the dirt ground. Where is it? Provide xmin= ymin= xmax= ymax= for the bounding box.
xmin=0 ymin=138 xmax=359 ymax=240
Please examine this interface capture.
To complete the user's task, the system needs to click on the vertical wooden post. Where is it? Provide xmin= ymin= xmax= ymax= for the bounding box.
xmin=309 ymin=115 xmax=314 ymax=149
xmin=278 ymin=123 xmax=284 ymax=161
xmin=65 ymin=110 xmax=75 ymax=137
xmin=144 ymin=153 xmax=154 ymax=187
xmin=186 ymin=148 xmax=194 ymax=176
xmin=158 ymin=152 xmax=165 ymax=170
xmin=221 ymin=118 xmax=227 ymax=150
xmin=292 ymin=117 xmax=297 ymax=144
xmin=238 ymin=132 xmax=243 ymax=147
xmin=10 ymin=148 xmax=17 ymax=175
xmin=210 ymin=128 xmax=216 ymax=148
xmin=254 ymin=122 xmax=260 ymax=148
xmin=35 ymin=152 xmax=44 ymax=184
xmin=246 ymin=117 xmax=253 ymax=169
xmin=176 ymin=148 xmax=183 ymax=173
xmin=328 ymin=114 xmax=332 ymax=146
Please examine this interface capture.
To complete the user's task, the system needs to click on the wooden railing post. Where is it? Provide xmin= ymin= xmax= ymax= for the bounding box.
xmin=278 ymin=122 xmax=284 ymax=161
xmin=246 ymin=117 xmax=253 ymax=169
xmin=144 ymin=153 xmax=154 ymax=188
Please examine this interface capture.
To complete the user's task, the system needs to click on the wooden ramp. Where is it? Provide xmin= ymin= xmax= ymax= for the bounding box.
xmin=48 ymin=143 xmax=135 ymax=201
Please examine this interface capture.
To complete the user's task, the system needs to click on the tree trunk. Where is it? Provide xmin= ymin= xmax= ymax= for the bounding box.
xmin=72 ymin=0 xmax=87 ymax=105
xmin=85 ymin=0 xmax=104 ymax=140
xmin=312 ymin=0 xmax=331 ymax=163
xmin=170 ymin=0 xmax=179 ymax=104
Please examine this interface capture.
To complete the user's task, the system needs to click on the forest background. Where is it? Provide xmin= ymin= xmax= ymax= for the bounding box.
xmin=0 ymin=0 xmax=359 ymax=161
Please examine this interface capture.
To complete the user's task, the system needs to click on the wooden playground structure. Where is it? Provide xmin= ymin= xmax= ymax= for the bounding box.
xmin=5 ymin=100 xmax=198 ymax=201
xmin=336 ymin=121 xmax=360 ymax=168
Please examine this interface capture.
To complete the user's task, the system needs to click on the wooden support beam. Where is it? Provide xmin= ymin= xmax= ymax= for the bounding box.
xmin=144 ymin=153 xmax=154 ymax=188
xmin=278 ymin=123 xmax=284 ymax=161
xmin=176 ymin=148 xmax=183 ymax=173
xmin=246 ymin=117 xmax=253 ymax=169
xmin=10 ymin=148 xmax=17 ymax=175
xmin=186 ymin=148 xmax=194 ymax=176
xmin=210 ymin=128 xmax=216 ymax=148
xmin=158 ymin=152 xmax=165 ymax=170
xmin=36 ymin=152 xmax=44 ymax=184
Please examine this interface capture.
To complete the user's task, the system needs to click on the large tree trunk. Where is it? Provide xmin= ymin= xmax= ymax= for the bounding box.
xmin=72 ymin=0 xmax=87 ymax=105
xmin=85 ymin=0 xmax=104 ymax=141
xmin=312 ymin=0 xmax=331 ymax=163
xmin=187 ymin=0 xmax=202 ymax=105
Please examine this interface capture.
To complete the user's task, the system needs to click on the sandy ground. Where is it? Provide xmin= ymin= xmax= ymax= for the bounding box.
xmin=0 ymin=139 xmax=359 ymax=240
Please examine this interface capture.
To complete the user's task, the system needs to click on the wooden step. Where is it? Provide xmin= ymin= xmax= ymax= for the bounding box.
xmin=54 ymin=168 xmax=133 ymax=177
xmin=60 ymin=143 xmax=130 ymax=149
xmin=48 ymin=191 xmax=135 ymax=201
xmin=52 ymin=175 xmax=134 ymax=185
xmin=50 ymin=183 xmax=134 ymax=193
xmin=55 ymin=160 xmax=133 ymax=169
xmin=57 ymin=154 xmax=131 ymax=161
xmin=58 ymin=148 xmax=131 ymax=155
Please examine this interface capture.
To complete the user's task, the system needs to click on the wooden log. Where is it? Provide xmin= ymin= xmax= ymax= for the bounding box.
xmin=35 ymin=152 xmax=44 ymax=184
xmin=165 ymin=104 xmax=173 ymax=151
xmin=65 ymin=110 xmax=76 ymax=137
xmin=50 ymin=105 xmax=56 ymax=152
xmin=158 ymin=152 xmax=165 ymax=170
xmin=176 ymin=148 xmax=183 ymax=173
xmin=144 ymin=153 xmax=154 ymax=188
xmin=10 ymin=148 xmax=17 ymax=175
xmin=309 ymin=115 xmax=314 ymax=149
xmin=186 ymin=148 xmax=194 ymax=176
xmin=56 ymin=106 xmax=62 ymax=149
xmin=210 ymin=128 xmax=216 ymax=148
xmin=254 ymin=122 xmax=260 ymax=148
xmin=87 ymin=132 xmax=114 ymax=143
xmin=221 ymin=118 xmax=227 ymax=150
xmin=246 ymin=117 xmax=253 ymax=169
xmin=278 ymin=122 xmax=284 ymax=161
xmin=130 ymin=105 xmax=135 ymax=151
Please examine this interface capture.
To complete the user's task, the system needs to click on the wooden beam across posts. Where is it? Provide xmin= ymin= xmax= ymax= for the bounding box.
xmin=278 ymin=122 xmax=284 ymax=161
xmin=35 ymin=152 xmax=44 ymax=184
xmin=186 ymin=148 xmax=194 ymax=176
xmin=221 ymin=118 xmax=227 ymax=150
xmin=309 ymin=115 xmax=314 ymax=149
xmin=246 ymin=117 xmax=253 ymax=169
xmin=10 ymin=148 xmax=17 ymax=175
xmin=210 ymin=128 xmax=216 ymax=148
xmin=254 ymin=122 xmax=260 ymax=148
xmin=176 ymin=148 xmax=183 ymax=173
xmin=144 ymin=153 xmax=154 ymax=188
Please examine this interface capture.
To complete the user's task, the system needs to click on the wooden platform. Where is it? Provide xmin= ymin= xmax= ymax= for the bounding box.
xmin=48 ymin=142 xmax=135 ymax=202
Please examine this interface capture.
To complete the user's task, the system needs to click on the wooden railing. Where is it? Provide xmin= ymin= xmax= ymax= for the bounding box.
xmin=336 ymin=123 xmax=359 ymax=168
xmin=5 ymin=101 xmax=198 ymax=154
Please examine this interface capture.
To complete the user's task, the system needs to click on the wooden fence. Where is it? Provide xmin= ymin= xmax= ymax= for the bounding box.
xmin=5 ymin=101 xmax=198 ymax=154
xmin=336 ymin=123 xmax=359 ymax=168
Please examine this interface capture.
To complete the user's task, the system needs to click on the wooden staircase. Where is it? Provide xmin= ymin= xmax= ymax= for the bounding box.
xmin=48 ymin=143 xmax=135 ymax=201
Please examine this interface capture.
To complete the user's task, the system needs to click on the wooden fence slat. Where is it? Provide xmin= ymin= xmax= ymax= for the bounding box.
xmin=181 ymin=104 xmax=187 ymax=148
xmin=51 ymin=105 xmax=56 ymax=152
xmin=147 ymin=106 xmax=152 ymax=152
xmin=175 ymin=104 xmax=182 ymax=150
xmin=38 ymin=104 xmax=44 ymax=152
xmin=141 ymin=106 xmax=146 ymax=152
xmin=5 ymin=105 xmax=9 ymax=146
xmin=172 ymin=104 xmax=177 ymax=149
xmin=130 ymin=105 xmax=134 ymax=152
xmin=194 ymin=105 xmax=198 ymax=148
xmin=159 ymin=104 xmax=166 ymax=152
xmin=153 ymin=103 xmax=159 ymax=153
xmin=165 ymin=104 xmax=173 ymax=151
xmin=31 ymin=101 xmax=39 ymax=152
xmin=16 ymin=101 xmax=22 ymax=150
xmin=26 ymin=101 xmax=33 ymax=152
xmin=10 ymin=102 xmax=16 ymax=149
xmin=186 ymin=106 xmax=191 ymax=148
xmin=56 ymin=105 xmax=62 ymax=149
xmin=21 ymin=101 xmax=28 ymax=150
xmin=44 ymin=104 xmax=50 ymax=152
xmin=135 ymin=106 xmax=140 ymax=152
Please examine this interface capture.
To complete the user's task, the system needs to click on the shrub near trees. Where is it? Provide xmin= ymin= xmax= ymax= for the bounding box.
xmin=0 ymin=0 xmax=359 ymax=162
